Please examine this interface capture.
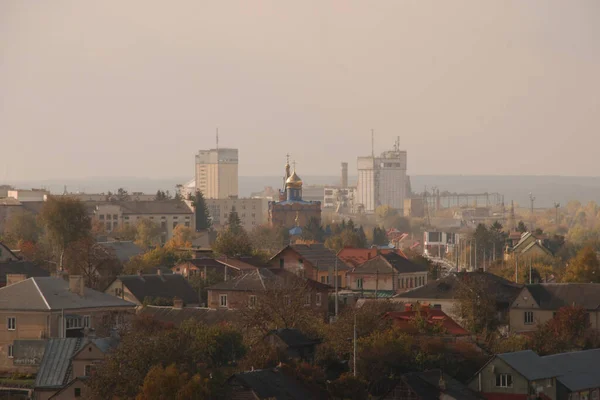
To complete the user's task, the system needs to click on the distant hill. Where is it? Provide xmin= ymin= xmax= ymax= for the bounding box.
xmin=5 ymin=175 xmax=600 ymax=209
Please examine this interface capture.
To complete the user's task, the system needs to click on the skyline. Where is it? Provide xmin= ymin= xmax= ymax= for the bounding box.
xmin=2 ymin=1 xmax=600 ymax=181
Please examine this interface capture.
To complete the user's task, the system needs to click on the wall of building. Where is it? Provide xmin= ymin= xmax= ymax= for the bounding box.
xmin=347 ymin=272 xmax=427 ymax=291
xmin=269 ymin=202 xmax=321 ymax=229
xmin=206 ymin=198 xmax=267 ymax=229
xmin=269 ymin=248 xmax=347 ymax=288
xmin=195 ymin=148 xmax=238 ymax=199
xmin=7 ymin=190 xmax=48 ymax=202
xmin=104 ymin=281 xmax=141 ymax=306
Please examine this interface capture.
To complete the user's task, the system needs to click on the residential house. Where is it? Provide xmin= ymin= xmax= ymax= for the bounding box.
xmin=383 ymin=304 xmax=470 ymax=338
xmin=172 ymin=256 xmax=260 ymax=279
xmin=226 ymin=368 xmax=326 ymax=400
xmin=206 ymin=268 xmax=330 ymax=318
xmin=337 ymin=247 xmax=407 ymax=268
xmin=265 ymin=328 xmax=321 ymax=364
xmin=95 ymin=240 xmax=144 ymax=264
xmin=347 ymin=253 xmax=428 ymax=296
xmin=393 ymin=271 xmax=523 ymax=325
xmin=382 ymin=370 xmax=485 ymax=400
xmin=0 ymin=275 xmax=134 ymax=372
xmin=509 ymin=283 xmax=600 ymax=333
xmin=33 ymin=335 xmax=119 ymax=400
xmin=505 ymin=232 xmax=553 ymax=262
xmin=0 ymin=261 xmax=49 ymax=287
xmin=469 ymin=349 xmax=600 ymax=400
xmin=269 ymin=243 xmax=349 ymax=288
xmin=105 ymin=271 xmax=199 ymax=307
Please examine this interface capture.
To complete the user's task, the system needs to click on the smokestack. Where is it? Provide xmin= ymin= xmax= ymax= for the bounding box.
xmin=341 ymin=162 xmax=348 ymax=188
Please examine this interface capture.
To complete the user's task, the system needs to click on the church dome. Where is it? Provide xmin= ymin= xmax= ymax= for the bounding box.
xmin=285 ymin=170 xmax=303 ymax=189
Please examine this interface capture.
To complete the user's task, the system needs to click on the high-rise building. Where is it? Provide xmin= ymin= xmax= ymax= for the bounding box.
xmin=195 ymin=148 xmax=238 ymax=199
xmin=356 ymin=138 xmax=407 ymax=213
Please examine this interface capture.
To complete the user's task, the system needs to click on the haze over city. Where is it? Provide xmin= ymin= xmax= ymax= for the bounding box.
xmin=2 ymin=0 xmax=600 ymax=181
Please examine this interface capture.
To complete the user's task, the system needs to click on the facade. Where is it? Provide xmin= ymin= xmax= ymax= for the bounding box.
xmin=423 ymin=231 xmax=460 ymax=257
xmin=269 ymin=243 xmax=348 ymax=287
xmin=195 ymin=148 xmax=239 ymax=199
xmin=0 ymin=275 xmax=134 ymax=372
xmin=7 ymin=189 xmax=49 ymax=202
xmin=357 ymin=138 xmax=407 ymax=213
xmin=469 ymin=349 xmax=600 ymax=400
xmin=504 ymin=232 xmax=553 ymax=262
xmin=509 ymin=283 xmax=600 ymax=333
xmin=105 ymin=272 xmax=200 ymax=307
xmin=323 ymin=186 xmax=357 ymax=212
xmin=347 ymin=253 xmax=428 ymax=294
xmin=93 ymin=200 xmax=194 ymax=242
xmin=268 ymin=161 xmax=321 ymax=229
xmin=403 ymin=197 xmax=425 ymax=218
xmin=205 ymin=198 xmax=268 ymax=229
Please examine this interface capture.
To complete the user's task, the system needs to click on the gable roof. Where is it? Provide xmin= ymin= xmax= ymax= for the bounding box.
xmin=207 ymin=268 xmax=277 ymax=291
xmin=116 ymin=274 xmax=199 ymax=305
xmin=497 ymin=350 xmax=557 ymax=381
xmin=229 ymin=368 xmax=318 ymax=400
xmin=338 ymin=247 xmax=407 ymax=268
xmin=72 ymin=336 xmax=120 ymax=359
xmin=96 ymin=241 xmax=144 ymax=263
xmin=273 ymin=243 xmax=349 ymax=271
xmin=0 ymin=260 xmax=49 ymax=285
xmin=399 ymin=370 xmax=485 ymax=400
xmin=352 ymin=253 xmax=427 ymax=275
xmin=384 ymin=309 xmax=470 ymax=336
xmin=0 ymin=277 xmax=135 ymax=311
xmin=520 ymin=240 xmax=552 ymax=257
xmin=217 ymin=257 xmax=261 ymax=271
xmin=526 ymin=283 xmax=600 ymax=310
xmin=34 ymin=338 xmax=83 ymax=389
xmin=118 ymin=200 xmax=193 ymax=215
xmin=267 ymin=329 xmax=321 ymax=348
xmin=397 ymin=271 xmax=523 ymax=304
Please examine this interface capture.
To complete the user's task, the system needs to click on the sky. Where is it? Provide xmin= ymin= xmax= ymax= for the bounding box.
xmin=1 ymin=1 xmax=599 ymax=181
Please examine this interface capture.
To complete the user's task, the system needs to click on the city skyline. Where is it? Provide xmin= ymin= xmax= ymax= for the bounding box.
xmin=2 ymin=1 xmax=600 ymax=181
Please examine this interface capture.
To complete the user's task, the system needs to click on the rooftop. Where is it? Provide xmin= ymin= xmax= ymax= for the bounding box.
xmin=117 ymin=200 xmax=193 ymax=215
xmin=351 ymin=253 xmax=427 ymax=275
xmin=267 ymin=328 xmax=321 ymax=348
xmin=525 ymin=283 xmax=600 ymax=310
xmin=0 ymin=261 xmax=49 ymax=285
xmin=34 ymin=338 xmax=82 ymax=389
xmin=229 ymin=368 xmax=319 ymax=400
xmin=96 ymin=241 xmax=145 ymax=263
xmin=115 ymin=273 xmax=199 ymax=305
xmin=273 ymin=243 xmax=349 ymax=271
xmin=337 ymin=247 xmax=407 ymax=268
xmin=384 ymin=309 xmax=470 ymax=336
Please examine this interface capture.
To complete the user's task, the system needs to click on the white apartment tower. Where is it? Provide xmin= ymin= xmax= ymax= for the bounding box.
xmin=357 ymin=138 xmax=407 ymax=213
xmin=195 ymin=148 xmax=239 ymax=199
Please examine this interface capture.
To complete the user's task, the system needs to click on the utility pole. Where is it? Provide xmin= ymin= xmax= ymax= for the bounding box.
xmin=554 ymin=202 xmax=561 ymax=226
xmin=353 ymin=311 xmax=357 ymax=377
xmin=515 ymin=254 xmax=519 ymax=284
xmin=529 ymin=192 xmax=536 ymax=231
xmin=474 ymin=240 xmax=477 ymax=270
xmin=334 ymin=257 xmax=339 ymax=318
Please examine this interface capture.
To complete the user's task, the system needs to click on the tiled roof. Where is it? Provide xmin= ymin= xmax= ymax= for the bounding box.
xmin=351 ymin=253 xmax=427 ymax=275
xmin=0 ymin=277 xmax=135 ymax=311
xmin=526 ymin=283 xmax=600 ymax=310
xmin=337 ymin=247 xmax=407 ymax=268
xmin=34 ymin=338 xmax=83 ymax=389
xmin=398 ymin=271 xmax=523 ymax=304
xmin=217 ymin=257 xmax=261 ymax=271
xmin=138 ymin=305 xmax=239 ymax=326
xmin=118 ymin=200 xmax=193 ymax=215
xmin=0 ymin=260 xmax=49 ymax=285
xmin=268 ymin=328 xmax=321 ymax=348
xmin=274 ymin=244 xmax=349 ymax=271
xmin=229 ymin=368 xmax=318 ymax=400
xmin=208 ymin=269 xmax=276 ymax=291
xmin=117 ymin=274 xmax=199 ymax=305
xmin=384 ymin=310 xmax=470 ymax=336
xmin=400 ymin=370 xmax=485 ymax=400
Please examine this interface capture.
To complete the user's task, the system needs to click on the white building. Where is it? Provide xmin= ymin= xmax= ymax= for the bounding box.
xmin=7 ymin=190 xmax=49 ymax=202
xmin=356 ymin=139 xmax=407 ymax=213
xmin=323 ymin=187 xmax=357 ymax=212
xmin=195 ymin=148 xmax=238 ymax=199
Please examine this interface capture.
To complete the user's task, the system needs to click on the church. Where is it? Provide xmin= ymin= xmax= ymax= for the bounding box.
xmin=268 ymin=158 xmax=321 ymax=230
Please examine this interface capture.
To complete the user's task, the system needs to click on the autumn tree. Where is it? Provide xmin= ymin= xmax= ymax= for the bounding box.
xmin=165 ymin=225 xmax=195 ymax=249
xmin=531 ymin=305 xmax=593 ymax=355
xmin=213 ymin=207 xmax=253 ymax=257
xmin=63 ymin=237 xmax=122 ymax=289
xmin=135 ymin=218 xmax=162 ymax=248
xmin=327 ymin=374 xmax=368 ymax=400
xmin=517 ymin=221 xmax=528 ymax=233
xmin=452 ymin=275 xmax=499 ymax=334
xmin=39 ymin=196 xmax=91 ymax=270
xmin=250 ymin=225 xmax=289 ymax=255
xmin=136 ymin=364 xmax=209 ymax=400
xmin=563 ymin=246 xmax=600 ymax=283
xmin=2 ymin=210 xmax=42 ymax=246
xmin=191 ymin=190 xmax=211 ymax=231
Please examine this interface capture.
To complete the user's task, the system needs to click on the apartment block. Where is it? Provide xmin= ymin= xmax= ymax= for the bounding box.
xmin=205 ymin=198 xmax=268 ymax=229
xmin=195 ymin=148 xmax=238 ymax=199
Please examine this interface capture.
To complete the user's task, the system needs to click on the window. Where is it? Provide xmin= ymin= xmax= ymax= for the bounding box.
xmin=161 ymin=221 xmax=167 ymax=229
xmin=185 ymin=216 xmax=190 ymax=220
xmin=83 ymin=315 xmax=91 ymax=329
xmin=173 ymin=216 xmax=178 ymax=220
xmin=74 ymin=388 xmax=81 ymax=397
xmin=524 ymin=311 xmax=534 ymax=325
xmin=401 ymin=278 xmax=405 ymax=288
xmin=357 ymin=278 xmax=363 ymax=289
xmin=99 ymin=214 xmax=105 ymax=220
xmin=113 ymin=214 xmax=118 ymax=220
xmin=185 ymin=222 xmax=190 ymax=227
xmin=546 ymin=378 xmax=553 ymax=388
xmin=409 ymin=278 xmax=413 ymax=288
xmin=106 ymin=222 xmax=111 ymax=231
xmin=7 ymin=345 xmax=13 ymax=358
xmin=249 ymin=295 xmax=257 ymax=308
xmin=173 ymin=222 xmax=177 ymax=229
xmin=495 ymin=373 xmax=513 ymax=388
xmin=115 ymin=287 xmax=123 ymax=297
xmin=219 ymin=294 xmax=228 ymax=308
xmin=161 ymin=216 xmax=166 ymax=220
xmin=124 ymin=216 xmax=129 ymax=220
xmin=304 ymin=294 xmax=311 ymax=306
xmin=84 ymin=365 xmax=97 ymax=376
xmin=316 ymin=293 xmax=322 ymax=306
xmin=7 ymin=317 xmax=15 ymax=331
xmin=106 ymin=214 xmax=112 ymax=220
xmin=320 ymin=276 xmax=325 ymax=284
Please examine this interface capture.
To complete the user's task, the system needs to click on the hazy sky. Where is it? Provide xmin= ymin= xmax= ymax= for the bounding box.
xmin=1 ymin=1 xmax=599 ymax=181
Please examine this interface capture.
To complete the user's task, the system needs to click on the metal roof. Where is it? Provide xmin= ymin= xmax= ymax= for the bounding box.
xmin=497 ymin=351 xmax=556 ymax=381
xmin=116 ymin=274 xmax=199 ymax=305
xmin=526 ymin=283 xmax=600 ymax=310
xmin=34 ymin=338 xmax=82 ymax=389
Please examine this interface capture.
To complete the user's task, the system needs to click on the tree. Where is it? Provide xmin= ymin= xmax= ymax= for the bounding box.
xmin=372 ymin=227 xmax=388 ymax=246
xmin=250 ymin=225 xmax=289 ymax=255
xmin=563 ymin=246 xmax=600 ymax=283
xmin=327 ymin=374 xmax=368 ymax=400
xmin=213 ymin=229 xmax=253 ymax=257
xmin=532 ymin=306 xmax=592 ymax=355
xmin=3 ymin=210 xmax=41 ymax=246
xmin=191 ymin=190 xmax=211 ymax=231
xmin=227 ymin=207 xmax=242 ymax=233
xmin=39 ymin=196 xmax=91 ymax=270
xmin=136 ymin=364 xmax=209 ymax=400
xmin=155 ymin=190 xmax=172 ymax=201
xmin=135 ymin=218 xmax=162 ymax=248
xmin=64 ymin=237 xmax=122 ymax=289
xmin=302 ymin=217 xmax=325 ymax=242
xmin=116 ymin=188 xmax=129 ymax=201
xmin=165 ymin=225 xmax=195 ymax=249
xmin=453 ymin=274 xmax=499 ymax=334
xmin=517 ymin=221 xmax=528 ymax=233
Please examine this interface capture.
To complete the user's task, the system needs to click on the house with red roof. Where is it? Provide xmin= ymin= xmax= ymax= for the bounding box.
xmin=337 ymin=247 xmax=407 ymax=268
xmin=383 ymin=304 xmax=470 ymax=337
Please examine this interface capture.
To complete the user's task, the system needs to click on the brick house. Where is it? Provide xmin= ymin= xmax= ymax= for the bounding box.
xmin=347 ymin=253 xmax=428 ymax=295
xmin=269 ymin=243 xmax=349 ymax=288
xmin=206 ymin=268 xmax=330 ymax=318
xmin=0 ymin=275 xmax=134 ymax=372
xmin=172 ymin=256 xmax=260 ymax=279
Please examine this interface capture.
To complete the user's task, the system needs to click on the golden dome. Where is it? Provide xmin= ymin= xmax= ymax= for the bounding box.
xmin=285 ymin=170 xmax=303 ymax=189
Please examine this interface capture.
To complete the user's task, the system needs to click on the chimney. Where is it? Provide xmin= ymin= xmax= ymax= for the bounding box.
xmin=6 ymin=274 xmax=27 ymax=286
xmin=69 ymin=275 xmax=85 ymax=297
xmin=341 ymin=162 xmax=348 ymax=188
xmin=173 ymin=297 xmax=184 ymax=309
xmin=157 ymin=268 xmax=162 ymax=276
xmin=420 ymin=303 xmax=430 ymax=313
